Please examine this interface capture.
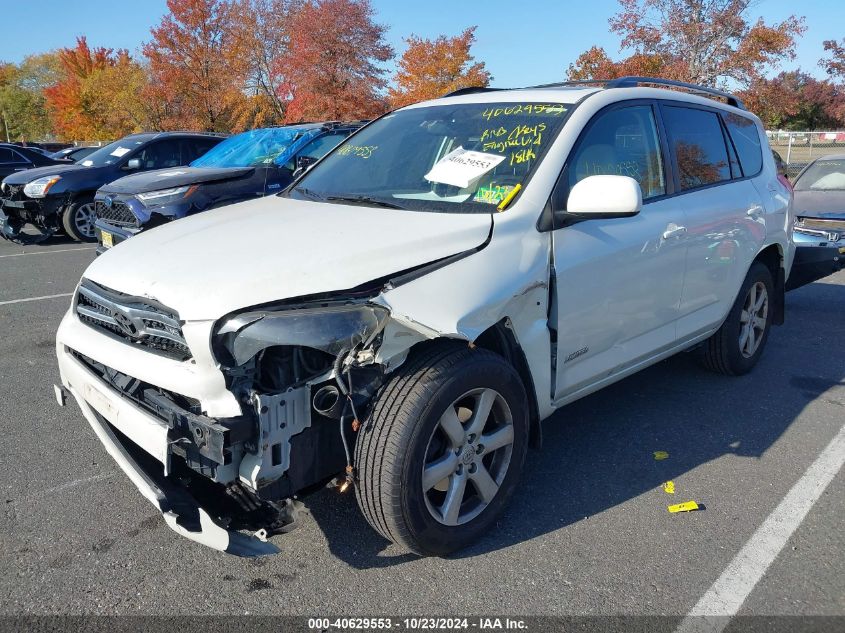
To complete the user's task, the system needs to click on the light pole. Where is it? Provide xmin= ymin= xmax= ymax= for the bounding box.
xmin=1 ymin=110 xmax=9 ymax=143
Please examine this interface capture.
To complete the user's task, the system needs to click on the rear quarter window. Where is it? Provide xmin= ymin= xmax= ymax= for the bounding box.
xmin=723 ymin=113 xmax=763 ymax=177
xmin=662 ymin=106 xmax=731 ymax=190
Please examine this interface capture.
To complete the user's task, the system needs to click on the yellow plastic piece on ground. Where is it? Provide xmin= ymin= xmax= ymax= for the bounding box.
xmin=668 ymin=501 xmax=699 ymax=513
xmin=654 ymin=451 xmax=669 ymax=461
xmin=663 ymin=481 xmax=675 ymax=494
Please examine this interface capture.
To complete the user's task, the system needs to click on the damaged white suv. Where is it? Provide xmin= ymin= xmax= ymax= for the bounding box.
xmin=55 ymin=78 xmax=793 ymax=556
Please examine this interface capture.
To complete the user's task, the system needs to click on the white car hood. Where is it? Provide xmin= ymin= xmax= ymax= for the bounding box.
xmin=84 ymin=197 xmax=492 ymax=321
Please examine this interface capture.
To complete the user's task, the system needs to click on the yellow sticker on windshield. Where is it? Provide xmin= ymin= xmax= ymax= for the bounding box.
xmin=337 ymin=145 xmax=378 ymax=159
xmin=474 ymin=184 xmax=514 ymax=205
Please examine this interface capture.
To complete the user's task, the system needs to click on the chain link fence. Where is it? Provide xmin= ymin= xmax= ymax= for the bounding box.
xmin=766 ymin=130 xmax=845 ymax=179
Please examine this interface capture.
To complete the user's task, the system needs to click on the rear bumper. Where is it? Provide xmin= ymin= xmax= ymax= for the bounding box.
xmin=55 ymin=337 xmax=278 ymax=556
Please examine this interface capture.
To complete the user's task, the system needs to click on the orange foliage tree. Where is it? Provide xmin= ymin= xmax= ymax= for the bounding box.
xmin=568 ymin=0 xmax=805 ymax=88
xmin=280 ymin=0 xmax=393 ymax=122
xmin=387 ymin=27 xmax=491 ymax=108
xmin=43 ymin=37 xmax=121 ymax=139
xmin=143 ymin=0 xmax=248 ymax=132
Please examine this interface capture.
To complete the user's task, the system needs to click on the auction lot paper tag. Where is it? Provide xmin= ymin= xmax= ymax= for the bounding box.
xmin=425 ymin=147 xmax=505 ymax=189
xmin=110 ymin=147 xmax=131 ymax=157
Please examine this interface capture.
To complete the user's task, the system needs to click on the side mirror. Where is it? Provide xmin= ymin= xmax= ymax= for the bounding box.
xmin=566 ymin=175 xmax=642 ymax=219
xmin=292 ymin=155 xmax=317 ymax=178
xmin=124 ymin=158 xmax=142 ymax=171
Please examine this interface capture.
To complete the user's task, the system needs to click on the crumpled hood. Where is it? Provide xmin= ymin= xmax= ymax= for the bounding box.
xmin=83 ymin=196 xmax=492 ymax=321
xmin=101 ymin=166 xmax=256 ymax=194
xmin=793 ymin=190 xmax=845 ymax=219
xmin=2 ymin=163 xmax=87 ymax=185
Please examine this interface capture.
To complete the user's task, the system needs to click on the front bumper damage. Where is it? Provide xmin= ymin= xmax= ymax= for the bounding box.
xmin=55 ymin=346 xmax=280 ymax=555
xmin=0 ymin=191 xmax=64 ymax=244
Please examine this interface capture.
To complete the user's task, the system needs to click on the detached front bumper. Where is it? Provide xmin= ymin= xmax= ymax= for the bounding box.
xmin=1 ymin=196 xmax=63 ymax=242
xmin=55 ymin=310 xmax=279 ymax=556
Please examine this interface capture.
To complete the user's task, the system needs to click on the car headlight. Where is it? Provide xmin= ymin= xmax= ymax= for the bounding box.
xmin=214 ymin=304 xmax=390 ymax=366
xmin=23 ymin=175 xmax=61 ymax=198
xmin=136 ymin=185 xmax=196 ymax=206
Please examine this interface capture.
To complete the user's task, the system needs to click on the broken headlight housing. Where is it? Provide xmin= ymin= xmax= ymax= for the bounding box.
xmin=213 ymin=303 xmax=390 ymax=367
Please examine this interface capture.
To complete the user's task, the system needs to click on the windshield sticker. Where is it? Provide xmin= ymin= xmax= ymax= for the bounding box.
xmin=425 ymin=147 xmax=506 ymax=189
xmin=110 ymin=147 xmax=131 ymax=158
xmin=482 ymin=103 xmax=567 ymax=121
xmin=474 ymin=183 xmax=515 ymax=205
xmin=337 ymin=144 xmax=378 ymax=159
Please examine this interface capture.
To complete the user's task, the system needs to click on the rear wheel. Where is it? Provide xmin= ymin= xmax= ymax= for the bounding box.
xmin=355 ymin=343 xmax=528 ymax=556
xmin=701 ymin=261 xmax=774 ymax=375
xmin=62 ymin=200 xmax=97 ymax=242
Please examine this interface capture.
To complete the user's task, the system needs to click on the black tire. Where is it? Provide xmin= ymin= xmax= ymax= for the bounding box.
xmin=701 ymin=261 xmax=774 ymax=376
xmin=61 ymin=199 xmax=97 ymax=242
xmin=354 ymin=342 xmax=529 ymax=556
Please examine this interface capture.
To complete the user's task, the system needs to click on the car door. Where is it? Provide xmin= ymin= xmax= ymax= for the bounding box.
xmin=658 ymin=103 xmax=766 ymax=339
xmin=550 ymin=102 xmax=687 ymax=402
xmin=0 ymin=147 xmax=32 ymax=180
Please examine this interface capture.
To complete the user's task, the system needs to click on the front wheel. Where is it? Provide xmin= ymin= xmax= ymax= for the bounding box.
xmin=701 ymin=261 xmax=774 ymax=375
xmin=61 ymin=200 xmax=98 ymax=242
xmin=355 ymin=343 xmax=529 ymax=556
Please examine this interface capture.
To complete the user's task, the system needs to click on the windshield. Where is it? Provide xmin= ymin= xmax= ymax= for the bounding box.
xmin=191 ymin=127 xmax=313 ymax=168
xmin=79 ymin=138 xmax=147 ymax=167
xmin=290 ymin=102 xmax=571 ymax=213
xmin=795 ymin=159 xmax=845 ymax=191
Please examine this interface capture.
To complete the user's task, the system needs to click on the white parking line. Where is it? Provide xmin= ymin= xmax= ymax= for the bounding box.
xmin=0 ymin=292 xmax=73 ymax=306
xmin=675 ymin=422 xmax=845 ymax=633
xmin=0 ymin=247 xmax=95 ymax=259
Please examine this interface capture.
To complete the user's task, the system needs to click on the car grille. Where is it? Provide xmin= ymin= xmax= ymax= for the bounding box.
xmin=75 ymin=279 xmax=192 ymax=361
xmin=95 ymin=200 xmax=138 ymax=227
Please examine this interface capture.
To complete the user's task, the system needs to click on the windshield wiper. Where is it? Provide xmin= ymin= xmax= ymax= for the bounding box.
xmin=325 ymin=195 xmax=406 ymax=210
xmin=292 ymin=186 xmax=325 ymax=201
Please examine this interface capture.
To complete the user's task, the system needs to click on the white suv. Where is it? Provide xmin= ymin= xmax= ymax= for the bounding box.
xmin=55 ymin=78 xmax=794 ymax=556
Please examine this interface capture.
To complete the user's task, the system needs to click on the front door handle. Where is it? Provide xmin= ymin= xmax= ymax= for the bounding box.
xmin=662 ymin=224 xmax=687 ymax=240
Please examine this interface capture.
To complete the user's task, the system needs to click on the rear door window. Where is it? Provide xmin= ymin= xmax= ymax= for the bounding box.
xmin=662 ymin=106 xmax=731 ymax=190
xmin=723 ymin=113 xmax=763 ymax=177
xmin=0 ymin=148 xmax=17 ymax=164
xmin=184 ymin=138 xmax=220 ymax=162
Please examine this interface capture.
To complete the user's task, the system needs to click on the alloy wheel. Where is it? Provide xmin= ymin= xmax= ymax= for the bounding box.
xmin=422 ymin=387 xmax=515 ymax=526
xmin=74 ymin=203 xmax=97 ymax=239
xmin=739 ymin=281 xmax=768 ymax=358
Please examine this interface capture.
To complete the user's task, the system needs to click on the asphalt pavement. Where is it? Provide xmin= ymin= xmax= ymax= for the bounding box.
xmin=0 ymin=235 xmax=843 ymax=623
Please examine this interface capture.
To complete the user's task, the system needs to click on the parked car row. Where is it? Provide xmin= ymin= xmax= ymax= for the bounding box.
xmin=0 ymin=122 xmax=362 ymax=244
xmin=49 ymin=77 xmax=798 ymax=557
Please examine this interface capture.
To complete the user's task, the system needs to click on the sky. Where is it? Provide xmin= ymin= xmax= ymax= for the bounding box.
xmin=0 ymin=0 xmax=838 ymax=87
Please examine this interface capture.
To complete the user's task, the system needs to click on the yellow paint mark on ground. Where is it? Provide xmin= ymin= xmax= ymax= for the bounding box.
xmin=663 ymin=481 xmax=675 ymax=494
xmin=668 ymin=501 xmax=700 ymax=513
xmin=654 ymin=451 xmax=669 ymax=461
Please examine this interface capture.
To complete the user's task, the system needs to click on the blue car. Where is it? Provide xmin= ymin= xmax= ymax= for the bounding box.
xmin=94 ymin=121 xmax=364 ymax=252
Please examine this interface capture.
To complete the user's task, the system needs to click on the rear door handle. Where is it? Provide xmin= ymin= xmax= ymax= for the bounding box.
xmin=662 ymin=224 xmax=687 ymax=240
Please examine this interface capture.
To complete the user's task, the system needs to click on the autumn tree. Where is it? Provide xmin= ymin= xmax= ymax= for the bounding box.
xmin=740 ymin=71 xmax=845 ymax=130
xmin=0 ymin=55 xmax=57 ymax=142
xmin=280 ymin=0 xmax=393 ymax=122
xmin=80 ymin=53 xmax=155 ymax=137
xmin=230 ymin=0 xmax=302 ymax=127
xmin=821 ymin=38 xmax=845 ymax=81
xmin=387 ymin=27 xmax=490 ymax=108
xmin=568 ymin=0 xmax=805 ymax=88
xmin=144 ymin=0 xmax=247 ymax=132
xmin=43 ymin=37 xmax=126 ymax=139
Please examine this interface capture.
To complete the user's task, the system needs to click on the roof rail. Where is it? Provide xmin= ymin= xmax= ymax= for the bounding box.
xmin=441 ymin=86 xmax=503 ymax=98
xmin=526 ymin=76 xmax=745 ymax=109
xmin=605 ymin=77 xmax=745 ymax=109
